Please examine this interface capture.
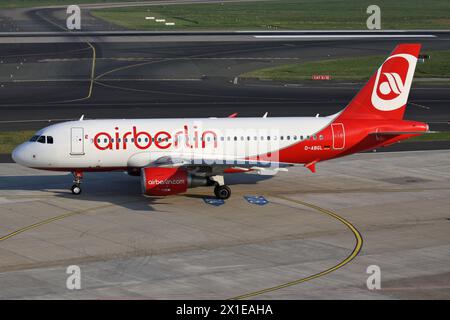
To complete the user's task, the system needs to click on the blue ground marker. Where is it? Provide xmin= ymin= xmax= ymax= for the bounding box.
xmin=244 ymin=195 xmax=269 ymax=206
xmin=203 ymin=197 xmax=225 ymax=206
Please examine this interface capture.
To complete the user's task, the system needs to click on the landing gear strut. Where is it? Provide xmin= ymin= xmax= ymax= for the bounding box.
xmin=210 ymin=175 xmax=231 ymax=200
xmin=71 ymin=171 xmax=83 ymax=195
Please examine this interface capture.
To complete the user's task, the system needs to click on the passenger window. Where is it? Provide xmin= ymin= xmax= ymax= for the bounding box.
xmin=47 ymin=136 xmax=53 ymax=144
xmin=37 ymin=136 xmax=45 ymax=144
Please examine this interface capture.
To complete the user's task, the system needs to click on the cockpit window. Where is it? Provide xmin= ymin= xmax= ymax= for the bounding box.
xmin=29 ymin=135 xmax=39 ymax=142
xmin=47 ymin=136 xmax=53 ymax=144
xmin=37 ymin=136 xmax=46 ymax=144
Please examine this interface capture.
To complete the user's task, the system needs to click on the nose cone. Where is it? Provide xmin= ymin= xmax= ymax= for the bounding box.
xmin=12 ymin=144 xmax=28 ymax=166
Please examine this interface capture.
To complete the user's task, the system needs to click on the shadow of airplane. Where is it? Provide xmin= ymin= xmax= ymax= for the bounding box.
xmin=0 ymin=171 xmax=275 ymax=210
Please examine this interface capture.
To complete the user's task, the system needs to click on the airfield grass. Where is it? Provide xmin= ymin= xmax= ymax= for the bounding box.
xmin=91 ymin=0 xmax=450 ymax=30
xmin=0 ymin=131 xmax=34 ymax=154
xmin=0 ymin=130 xmax=449 ymax=155
xmin=242 ymin=50 xmax=450 ymax=82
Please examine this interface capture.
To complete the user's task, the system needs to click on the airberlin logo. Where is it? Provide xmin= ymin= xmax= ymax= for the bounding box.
xmin=93 ymin=125 xmax=218 ymax=151
xmin=148 ymin=179 xmax=185 ymax=185
xmin=371 ymin=53 xmax=417 ymax=111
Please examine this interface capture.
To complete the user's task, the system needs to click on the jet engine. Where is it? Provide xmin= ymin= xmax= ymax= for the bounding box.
xmin=141 ymin=167 xmax=209 ymax=196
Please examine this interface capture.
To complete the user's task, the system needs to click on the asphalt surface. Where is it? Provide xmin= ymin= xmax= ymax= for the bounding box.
xmin=1 ymin=151 xmax=450 ymax=299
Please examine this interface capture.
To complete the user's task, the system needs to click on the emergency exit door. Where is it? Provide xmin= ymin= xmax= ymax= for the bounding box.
xmin=70 ymin=127 xmax=85 ymax=155
xmin=331 ymin=123 xmax=345 ymax=150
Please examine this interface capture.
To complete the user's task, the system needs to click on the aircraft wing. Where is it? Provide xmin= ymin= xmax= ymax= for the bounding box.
xmin=149 ymin=154 xmax=291 ymax=176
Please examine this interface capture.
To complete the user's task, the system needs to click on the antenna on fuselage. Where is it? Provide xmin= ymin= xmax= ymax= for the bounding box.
xmin=79 ymin=114 xmax=84 ymax=121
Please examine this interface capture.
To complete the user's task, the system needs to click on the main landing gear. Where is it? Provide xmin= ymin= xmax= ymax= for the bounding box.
xmin=71 ymin=171 xmax=83 ymax=195
xmin=210 ymin=175 xmax=231 ymax=200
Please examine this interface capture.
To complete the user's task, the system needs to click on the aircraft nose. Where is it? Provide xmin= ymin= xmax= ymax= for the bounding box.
xmin=12 ymin=144 xmax=28 ymax=165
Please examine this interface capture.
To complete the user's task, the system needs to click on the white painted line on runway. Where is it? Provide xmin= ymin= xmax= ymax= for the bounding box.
xmin=8 ymin=78 xmax=202 ymax=83
xmin=254 ymin=35 xmax=437 ymax=39
xmin=0 ymin=118 xmax=76 ymax=124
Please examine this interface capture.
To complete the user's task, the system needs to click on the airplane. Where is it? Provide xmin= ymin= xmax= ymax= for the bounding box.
xmin=12 ymin=44 xmax=430 ymax=200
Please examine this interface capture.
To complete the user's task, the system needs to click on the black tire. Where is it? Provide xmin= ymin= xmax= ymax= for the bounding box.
xmin=71 ymin=184 xmax=82 ymax=195
xmin=214 ymin=185 xmax=231 ymax=200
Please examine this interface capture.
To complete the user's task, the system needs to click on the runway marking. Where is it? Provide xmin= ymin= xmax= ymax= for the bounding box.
xmin=0 ymin=118 xmax=76 ymax=124
xmin=34 ymin=9 xmax=97 ymax=103
xmin=86 ymin=42 xmax=96 ymax=100
xmin=41 ymin=57 xmax=302 ymax=62
xmin=94 ymin=42 xmax=295 ymax=80
xmin=8 ymin=78 xmax=201 ymax=83
xmin=229 ymin=197 xmax=363 ymax=300
xmin=0 ymin=200 xmax=141 ymax=243
xmin=254 ymin=35 xmax=437 ymax=39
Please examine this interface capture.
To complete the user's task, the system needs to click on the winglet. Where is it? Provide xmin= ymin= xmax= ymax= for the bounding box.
xmin=79 ymin=114 xmax=84 ymax=121
xmin=263 ymin=112 xmax=268 ymax=118
xmin=228 ymin=112 xmax=238 ymax=118
xmin=304 ymin=160 xmax=318 ymax=173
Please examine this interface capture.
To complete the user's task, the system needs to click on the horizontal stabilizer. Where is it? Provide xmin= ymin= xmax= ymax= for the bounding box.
xmin=369 ymin=131 xmax=435 ymax=135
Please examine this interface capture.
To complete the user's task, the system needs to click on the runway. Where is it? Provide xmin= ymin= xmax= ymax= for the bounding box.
xmin=1 ymin=150 xmax=449 ymax=299
xmin=1 ymin=40 xmax=449 ymax=129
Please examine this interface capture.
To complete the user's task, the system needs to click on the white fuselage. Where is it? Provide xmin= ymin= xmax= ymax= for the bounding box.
xmin=12 ymin=117 xmax=334 ymax=170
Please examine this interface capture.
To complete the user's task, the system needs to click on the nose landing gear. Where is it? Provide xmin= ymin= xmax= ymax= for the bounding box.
xmin=71 ymin=171 xmax=83 ymax=195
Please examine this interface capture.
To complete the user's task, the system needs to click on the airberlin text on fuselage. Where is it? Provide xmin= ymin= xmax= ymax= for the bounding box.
xmin=93 ymin=125 xmax=218 ymax=151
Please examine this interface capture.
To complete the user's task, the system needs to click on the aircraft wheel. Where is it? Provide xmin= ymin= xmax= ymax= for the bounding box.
xmin=71 ymin=184 xmax=82 ymax=195
xmin=214 ymin=185 xmax=231 ymax=200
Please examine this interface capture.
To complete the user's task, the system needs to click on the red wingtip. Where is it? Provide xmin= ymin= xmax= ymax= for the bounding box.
xmin=228 ymin=112 xmax=238 ymax=118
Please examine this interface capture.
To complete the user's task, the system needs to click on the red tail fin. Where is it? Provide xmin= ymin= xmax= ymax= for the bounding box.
xmin=338 ymin=44 xmax=421 ymax=120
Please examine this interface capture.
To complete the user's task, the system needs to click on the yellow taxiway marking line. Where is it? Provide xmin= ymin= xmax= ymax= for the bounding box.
xmin=33 ymin=10 xmax=96 ymax=103
xmin=53 ymin=42 xmax=96 ymax=103
xmin=229 ymin=197 xmax=363 ymax=300
xmin=0 ymin=202 xmax=115 ymax=242
xmin=86 ymin=42 xmax=96 ymax=99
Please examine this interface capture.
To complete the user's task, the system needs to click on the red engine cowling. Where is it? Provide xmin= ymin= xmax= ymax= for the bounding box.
xmin=141 ymin=167 xmax=188 ymax=196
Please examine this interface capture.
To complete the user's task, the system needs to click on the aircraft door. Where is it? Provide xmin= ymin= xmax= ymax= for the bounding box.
xmin=70 ymin=127 xmax=85 ymax=155
xmin=331 ymin=123 xmax=345 ymax=150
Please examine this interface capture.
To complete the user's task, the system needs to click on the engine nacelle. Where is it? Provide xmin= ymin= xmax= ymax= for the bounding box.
xmin=141 ymin=167 xmax=209 ymax=196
